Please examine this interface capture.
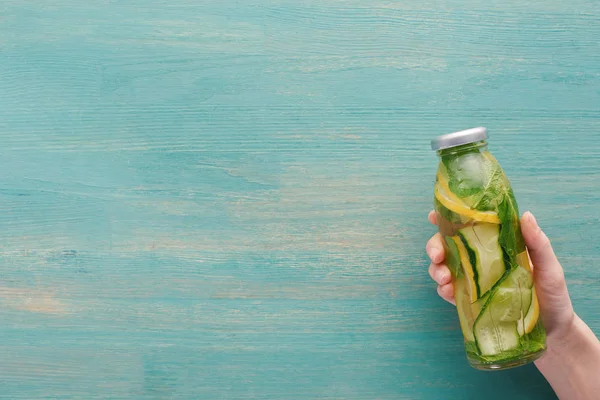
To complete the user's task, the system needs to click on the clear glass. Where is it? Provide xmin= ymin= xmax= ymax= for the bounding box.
xmin=434 ymin=140 xmax=546 ymax=370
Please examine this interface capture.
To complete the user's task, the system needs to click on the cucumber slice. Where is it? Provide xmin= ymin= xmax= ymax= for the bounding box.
xmin=473 ymin=266 xmax=535 ymax=355
xmin=491 ymin=287 xmax=532 ymax=322
xmin=459 ymin=224 xmax=506 ymax=298
xmin=505 ymin=263 xmax=534 ymax=290
xmin=474 ymin=310 xmax=520 ymax=356
xmin=489 ymin=265 xmax=534 ymax=322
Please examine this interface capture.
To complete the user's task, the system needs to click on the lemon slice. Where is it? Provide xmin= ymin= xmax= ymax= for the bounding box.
xmin=452 ymin=236 xmax=478 ymax=303
xmin=435 ymin=183 xmax=500 ymax=224
xmin=454 ymin=277 xmax=476 ymax=342
xmin=518 ymin=287 xmax=540 ymax=336
xmin=516 ymin=250 xmax=533 ymax=273
xmin=436 ymin=169 xmax=465 ymax=202
xmin=435 ymin=169 xmax=500 ymax=224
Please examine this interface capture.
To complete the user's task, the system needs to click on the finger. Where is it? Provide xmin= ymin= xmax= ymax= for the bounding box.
xmin=426 ymin=233 xmax=445 ymax=264
xmin=428 ymin=262 xmax=452 ymax=285
xmin=428 ymin=210 xmax=437 ymax=225
xmin=521 ymin=212 xmax=567 ymax=294
xmin=521 ymin=211 xmax=575 ymax=335
xmin=437 ymin=283 xmax=456 ymax=305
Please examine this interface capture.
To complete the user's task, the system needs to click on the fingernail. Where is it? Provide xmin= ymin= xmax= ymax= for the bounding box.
xmin=431 ymin=248 xmax=442 ymax=263
xmin=528 ymin=212 xmax=540 ymax=230
xmin=426 ymin=247 xmax=435 ymax=260
xmin=438 ymin=271 xmax=450 ymax=284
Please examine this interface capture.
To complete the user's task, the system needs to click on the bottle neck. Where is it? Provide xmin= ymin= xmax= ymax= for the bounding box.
xmin=437 ymin=140 xmax=488 ymax=158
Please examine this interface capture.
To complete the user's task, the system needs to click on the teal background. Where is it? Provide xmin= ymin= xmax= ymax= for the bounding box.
xmin=1 ymin=1 xmax=599 ymax=398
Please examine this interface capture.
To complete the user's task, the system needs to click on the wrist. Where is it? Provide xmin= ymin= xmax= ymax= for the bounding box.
xmin=538 ymin=315 xmax=599 ymax=364
xmin=535 ymin=315 xmax=600 ymax=399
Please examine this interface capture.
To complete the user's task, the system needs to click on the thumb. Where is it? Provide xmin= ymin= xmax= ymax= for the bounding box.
xmin=521 ymin=211 xmax=573 ymax=333
xmin=521 ymin=211 xmax=562 ymax=283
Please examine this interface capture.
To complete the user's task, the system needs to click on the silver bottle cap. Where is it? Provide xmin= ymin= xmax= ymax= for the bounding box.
xmin=431 ymin=127 xmax=488 ymax=151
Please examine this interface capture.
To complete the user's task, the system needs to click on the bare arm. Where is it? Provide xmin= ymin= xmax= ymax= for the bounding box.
xmin=521 ymin=213 xmax=600 ymax=399
xmin=535 ymin=316 xmax=600 ymax=400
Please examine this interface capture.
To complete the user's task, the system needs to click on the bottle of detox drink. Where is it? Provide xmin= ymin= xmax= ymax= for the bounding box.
xmin=431 ymin=127 xmax=546 ymax=370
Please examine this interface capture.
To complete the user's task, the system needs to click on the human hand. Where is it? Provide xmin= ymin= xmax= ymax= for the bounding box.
xmin=427 ymin=211 xmax=600 ymax=398
xmin=425 ymin=210 xmax=575 ymax=343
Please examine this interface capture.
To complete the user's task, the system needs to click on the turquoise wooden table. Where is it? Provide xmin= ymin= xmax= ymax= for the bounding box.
xmin=1 ymin=1 xmax=599 ymax=398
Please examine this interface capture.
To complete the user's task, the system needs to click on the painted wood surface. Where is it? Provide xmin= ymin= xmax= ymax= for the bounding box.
xmin=1 ymin=1 xmax=599 ymax=398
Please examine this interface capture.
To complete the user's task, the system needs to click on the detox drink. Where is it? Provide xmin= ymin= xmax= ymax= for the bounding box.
xmin=431 ymin=127 xmax=546 ymax=370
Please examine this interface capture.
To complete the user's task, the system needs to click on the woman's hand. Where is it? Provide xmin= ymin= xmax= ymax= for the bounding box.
xmin=426 ymin=210 xmax=600 ymax=399
xmin=426 ymin=210 xmax=576 ymax=341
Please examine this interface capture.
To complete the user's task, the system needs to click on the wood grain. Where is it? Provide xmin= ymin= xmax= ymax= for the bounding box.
xmin=1 ymin=0 xmax=599 ymax=398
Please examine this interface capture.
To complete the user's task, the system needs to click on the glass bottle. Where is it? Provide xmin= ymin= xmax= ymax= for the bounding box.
xmin=431 ymin=127 xmax=546 ymax=370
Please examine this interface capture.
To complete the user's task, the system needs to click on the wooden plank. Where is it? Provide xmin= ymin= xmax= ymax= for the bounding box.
xmin=1 ymin=0 xmax=598 ymax=398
